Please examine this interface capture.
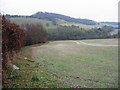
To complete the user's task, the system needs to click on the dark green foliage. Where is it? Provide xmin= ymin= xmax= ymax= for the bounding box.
xmin=47 ymin=25 xmax=115 ymax=40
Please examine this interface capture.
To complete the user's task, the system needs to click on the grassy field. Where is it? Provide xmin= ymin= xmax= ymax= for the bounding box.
xmin=4 ymin=39 xmax=118 ymax=88
xmin=56 ymin=19 xmax=101 ymax=30
xmin=10 ymin=17 xmax=57 ymax=29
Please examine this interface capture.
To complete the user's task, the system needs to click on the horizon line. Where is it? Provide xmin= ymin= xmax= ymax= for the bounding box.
xmin=1 ymin=11 xmax=118 ymax=22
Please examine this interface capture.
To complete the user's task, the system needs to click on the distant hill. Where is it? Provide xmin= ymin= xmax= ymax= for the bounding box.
xmin=31 ymin=12 xmax=97 ymax=25
xmin=100 ymin=22 xmax=118 ymax=28
xmin=6 ymin=12 xmax=118 ymax=27
xmin=5 ymin=13 xmax=118 ymax=40
xmin=100 ymin=22 xmax=118 ymax=26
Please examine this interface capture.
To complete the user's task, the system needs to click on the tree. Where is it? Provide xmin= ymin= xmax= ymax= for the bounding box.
xmin=21 ymin=23 xmax=48 ymax=45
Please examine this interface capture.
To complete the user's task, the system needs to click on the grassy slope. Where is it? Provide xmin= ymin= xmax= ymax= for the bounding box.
xmin=56 ymin=19 xmax=101 ymax=30
xmin=4 ymin=39 xmax=118 ymax=88
xmin=10 ymin=17 xmax=101 ymax=30
xmin=10 ymin=17 xmax=57 ymax=29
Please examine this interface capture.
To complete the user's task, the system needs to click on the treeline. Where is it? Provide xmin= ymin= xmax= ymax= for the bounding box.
xmin=20 ymin=23 xmax=47 ymax=45
xmin=47 ymin=25 xmax=117 ymax=40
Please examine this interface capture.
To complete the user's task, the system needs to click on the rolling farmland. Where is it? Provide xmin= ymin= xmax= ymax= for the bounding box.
xmin=4 ymin=39 xmax=118 ymax=88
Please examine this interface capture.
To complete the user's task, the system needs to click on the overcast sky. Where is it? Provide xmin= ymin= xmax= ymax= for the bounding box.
xmin=0 ymin=0 xmax=119 ymax=22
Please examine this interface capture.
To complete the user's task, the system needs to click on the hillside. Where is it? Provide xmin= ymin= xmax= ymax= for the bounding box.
xmin=31 ymin=12 xmax=97 ymax=25
xmin=6 ymin=12 xmax=118 ymax=28
xmin=100 ymin=22 xmax=118 ymax=28
xmin=6 ymin=12 xmax=118 ymax=40
xmin=9 ymin=18 xmax=118 ymax=40
xmin=9 ymin=17 xmax=100 ymax=30
xmin=9 ymin=17 xmax=56 ymax=29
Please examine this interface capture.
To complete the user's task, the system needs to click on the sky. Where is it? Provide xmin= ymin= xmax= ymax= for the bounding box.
xmin=0 ymin=0 xmax=119 ymax=22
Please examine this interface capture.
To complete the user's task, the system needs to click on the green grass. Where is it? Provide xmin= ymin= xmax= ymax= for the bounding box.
xmin=4 ymin=39 xmax=118 ymax=88
xmin=10 ymin=17 xmax=103 ymax=30
xmin=10 ymin=17 xmax=57 ymax=29
xmin=56 ymin=19 xmax=102 ymax=30
xmin=32 ymin=39 xmax=118 ymax=88
xmin=4 ymin=46 xmax=68 ymax=88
